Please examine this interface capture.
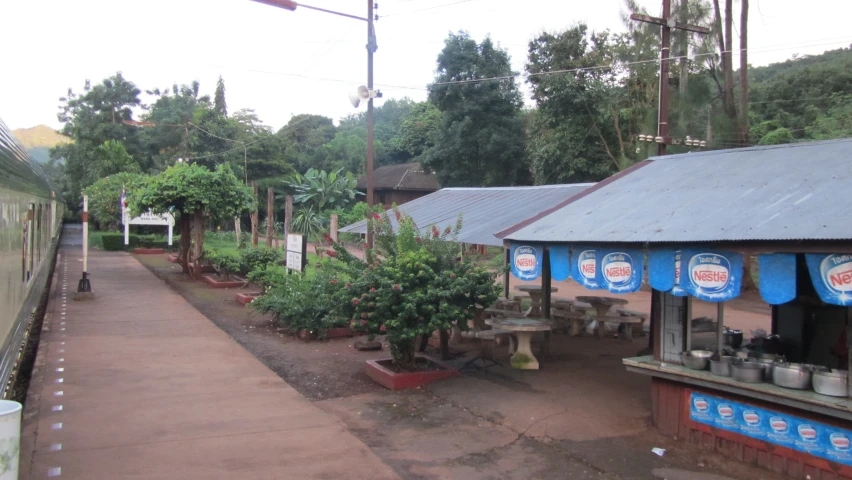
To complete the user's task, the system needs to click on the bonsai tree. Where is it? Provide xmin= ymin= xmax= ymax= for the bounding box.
xmin=327 ymin=208 xmax=500 ymax=371
xmin=132 ymin=163 xmax=253 ymax=278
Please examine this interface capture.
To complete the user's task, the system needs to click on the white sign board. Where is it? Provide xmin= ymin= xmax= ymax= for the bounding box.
xmin=123 ymin=209 xmax=175 ymax=246
xmin=285 ymin=233 xmax=306 ymax=272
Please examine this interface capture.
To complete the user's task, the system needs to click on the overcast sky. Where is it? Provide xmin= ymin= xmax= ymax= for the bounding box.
xmin=2 ymin=0 xmax=851 ymax=132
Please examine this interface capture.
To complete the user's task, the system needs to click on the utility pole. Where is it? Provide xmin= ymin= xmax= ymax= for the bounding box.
xmin=631 ymin=2 xmax=710 ymax=156
xmin=365 ymin=0 xmax=377 ymax=248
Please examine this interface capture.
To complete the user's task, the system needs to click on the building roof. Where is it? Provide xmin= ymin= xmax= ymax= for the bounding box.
xmin=341 ymin=184 xmax=594 ymax=246
xmin=356 ymin=162 xmax=439 ymax=191
xmin=502 ymin=139 xmax=852 ymax=245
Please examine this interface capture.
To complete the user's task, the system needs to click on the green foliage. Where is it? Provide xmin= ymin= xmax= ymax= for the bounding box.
xmin=99 ymin=233 xmax=171 ymax=251
xmin=83 ymin=172 xmax=150 ymax=230
xmin=101 ymin=233 xmax=126 ymax=251
xmin=204 ymin=248 xmax=242 ymax=279
xmin=326 ymin=208 xmax=499 ymax=369
xmin=282 ymin=168 xmax=363 ymax=212
xmin=250 ymin=268 xmax=349 ymax=336
xmin=292 ymin=206 xmax=325 ymax=241
xmin=246 ymin=266 xmax=288 ymax=291
xmin=758 ymin=128 xmax=794 ymax=145
xmin=425 ymin=32 xmax=530 ymax=187
xmin=239 ymin=247 xmax=282 ymax=275
xmin=132 ymin=163 xmax=253 ymax=219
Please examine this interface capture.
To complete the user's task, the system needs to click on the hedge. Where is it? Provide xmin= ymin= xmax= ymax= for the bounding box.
xmin=101 ymin=233 xmax=172 ymax=252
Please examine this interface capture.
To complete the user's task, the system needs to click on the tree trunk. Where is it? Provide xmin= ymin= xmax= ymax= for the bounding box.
xmin=742 ymin=254 xmax=758 ymax=292
xmin=189 ymin=210 xmax=205 ymax=280
xmin=251 ymin=182 xmax=259 ymax=247
xmin=739 ymin=0 xmax=749 ymax=146
xmin=234 ymin=217 xmax=241 ymax=247
xmin=723 ymin=0 xmax=737 ymax=121
xmin=390 ymin=338 xmax=417 ymax=371
xmin=178 ymin=215 xmax=191 ymax=275
xmin=439 ymin=330 xmax=450 ymax=361
xmin=266 ymin=187 xmax=274 ymax=247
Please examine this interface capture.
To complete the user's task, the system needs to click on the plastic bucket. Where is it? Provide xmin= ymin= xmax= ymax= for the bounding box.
xmin=0 ymin=400 xmax=22 ymax=479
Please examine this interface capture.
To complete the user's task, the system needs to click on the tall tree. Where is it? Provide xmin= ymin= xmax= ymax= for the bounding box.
xmin=277 ymin=114 xmax=336 ymax=172
xmin=425 ymin=32 xmax=530 ymax=186
xmin=214 ymin=75 xmax=228 ymax=118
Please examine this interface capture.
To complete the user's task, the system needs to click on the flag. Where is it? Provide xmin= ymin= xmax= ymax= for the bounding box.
xmin=120 ymin=187 xmax=127 ymax=210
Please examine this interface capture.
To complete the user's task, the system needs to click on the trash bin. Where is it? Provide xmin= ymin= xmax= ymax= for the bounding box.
xmin=0 ymin=400 xmax=22 ymax=479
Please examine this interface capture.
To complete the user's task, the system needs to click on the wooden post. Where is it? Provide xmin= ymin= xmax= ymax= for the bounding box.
xmin=234 ymin=217 xmax=241 ymax=246
xmin=266 ymin=187 xmax=274 ymax=247
xmin=330 ymin=214 xmax=339 ymax=242
xmin=284 ymin=195 xmax=293 ymax=242
xmin=541 ymin=247 xmax=552 ymax=357
xmin=250 ymin=182 xmax=259 ymax=247
xmin=503 ymin=247 xmax=510 ymax=299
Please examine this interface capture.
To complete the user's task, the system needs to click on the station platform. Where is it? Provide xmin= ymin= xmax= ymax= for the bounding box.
xmin=19 ymin=237 xmax=399 ymax=479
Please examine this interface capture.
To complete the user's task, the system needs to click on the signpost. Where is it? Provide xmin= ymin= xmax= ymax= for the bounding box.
xmin=285 ymin=233 xmax=307 ymax=273
xmin=123 ymin=209 xmax=175 ymax=246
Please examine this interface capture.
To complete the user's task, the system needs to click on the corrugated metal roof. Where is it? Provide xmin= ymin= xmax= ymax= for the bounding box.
xmin=340 ymin=184 xmax=593 ymax=246
xmin=503 ymin=139 xmax=852 ymax=244
xmin=356 ymin=162 xmax=440 ymax=191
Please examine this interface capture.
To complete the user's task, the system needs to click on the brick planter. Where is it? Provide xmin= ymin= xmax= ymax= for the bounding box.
xmin=202 ymin=275 xmax=245 ymax=289
xmin=326 ymin=327 xmax=356 ymax=339
xmin=365 ymin=357 xmax=459 ymax=390
xmin=235 ymin=292 xmax=262 ymax=305
xmin=167 ymin=254 xmax=180 ymax=263
xmin=134 ymin=248 xmax=166 ymax=254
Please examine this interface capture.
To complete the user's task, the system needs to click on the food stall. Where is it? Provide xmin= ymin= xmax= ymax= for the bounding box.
xmin=498 ymin=140 xmax=852 ymax=479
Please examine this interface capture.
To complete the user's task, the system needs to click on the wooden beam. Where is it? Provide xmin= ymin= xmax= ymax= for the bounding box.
xmin=266 ymin=187 xmax=274 ymax=247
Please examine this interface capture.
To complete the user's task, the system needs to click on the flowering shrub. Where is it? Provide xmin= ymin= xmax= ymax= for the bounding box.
xmin=327 ymin=207 xmax=499 ymax=370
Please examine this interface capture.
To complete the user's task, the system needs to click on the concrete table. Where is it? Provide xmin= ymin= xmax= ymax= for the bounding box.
xmin=485 ymin=317 xmax=554 ymax=370
xmin=575 ymin=296 xmax=628 ymax=318
xmin=514 ymin=285 xmax=558 ymax=317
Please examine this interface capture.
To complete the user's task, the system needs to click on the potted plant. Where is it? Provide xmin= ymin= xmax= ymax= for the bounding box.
xmin=326 ymin=208 xmax=500 ymax=389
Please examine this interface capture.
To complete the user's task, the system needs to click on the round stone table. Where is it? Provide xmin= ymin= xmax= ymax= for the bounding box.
xmin=485 ymin=317 xmax=554 ymax=370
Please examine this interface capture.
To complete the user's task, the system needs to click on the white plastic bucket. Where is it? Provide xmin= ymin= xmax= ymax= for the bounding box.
xmin=0 ymin=400 xmax=22 ymax=479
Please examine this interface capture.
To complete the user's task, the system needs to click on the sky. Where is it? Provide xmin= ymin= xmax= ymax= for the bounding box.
xmin=2 ymin=0 xmax=851 ymax=132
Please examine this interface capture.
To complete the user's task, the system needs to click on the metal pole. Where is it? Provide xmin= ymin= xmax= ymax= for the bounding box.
xmin=83 ymin=195 xmax=88 ymax=274
xmin=657 ymin=0 xmax=671 ymax=157
xmin=717 ymin=302 xmax=725 ymax=356
xmin=365 ymin=0 xmax=376 ymax=248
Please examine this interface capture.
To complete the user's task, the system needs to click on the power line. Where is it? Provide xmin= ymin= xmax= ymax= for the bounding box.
xmin=381 ymin=0 xmax=477 ymax=17
xmin=182 ymin=114 xmax=316 ymax=162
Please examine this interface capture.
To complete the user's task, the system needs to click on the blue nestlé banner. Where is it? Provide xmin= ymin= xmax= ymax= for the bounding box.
xmin=648 ymin=249 xmax=676 ymax=292
xmin=571 ymin=246 xmax=600 ymax=290
xmin=758 ymin=253 xmax=797 ymax=305
xmin=549 ymin=245 xmax=571 ymax=282
xmin=670 ymin=250 xmax=689 ymax=297
xmin=805 ymin=253 xmax=852 ymax=306
xmin=679 ymin=249 xmax=743 ymax=302
xmin=510 ymin=244 xmax=542 ymax=281
xmin=689 ymin=392 xmax=852 ymax=466
xmin=595 ymin=249 xmax=643 ymax=294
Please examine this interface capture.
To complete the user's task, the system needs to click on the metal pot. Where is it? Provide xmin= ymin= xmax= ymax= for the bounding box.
xmin=772 ymin=363 xmax=812 ymax=390
xmin=756 ymin=358 xmax=776 ymax=382
xmin=723 ymin=329 xmax=744 ymax=349
xmin=731 ymin=360 xmax=764 ymax=383
xmin=681 ymin=350 xmax=713 ymax=370
xmin=710 ymin=356 xmax=735 ymax=377
xmin=813 ymin=370 xmax=848 ymax=397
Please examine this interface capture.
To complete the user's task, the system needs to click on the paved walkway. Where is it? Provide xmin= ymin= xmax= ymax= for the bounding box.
xmin=20 ymin=235 xmax=399 ymax=479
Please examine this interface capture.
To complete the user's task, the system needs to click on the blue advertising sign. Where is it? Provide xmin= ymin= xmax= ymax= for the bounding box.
xmin=549 ymin=245 xmax=571 ymax=282
xmin=571 ymin=246 xmax=600 ymax=290
xmin=680 ymin=250 xmax=743 ymax=302
xmin=688 ymin=392 xmax=852 ymax=466
xmin=671 ymin=250 xmax=689 ymax=297
xmin=805 ymin=253 xmax=852 ymax=306
xmin=825 ymin=427 xmax=852 ymax=464
xmin=510 ymin=244 xmax=542 ymax=281
xmin=596 ymin=249 xmax=643 ymax=294
xmin=648 ymin=249 xmax=676 ymax=292
xmin=758 ymin=254 xmax=797 ymax=305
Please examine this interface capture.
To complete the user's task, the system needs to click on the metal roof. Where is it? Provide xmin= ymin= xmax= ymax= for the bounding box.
xmin=502 ymin=139 xmax=852 ymax=245
xmin=340 ymin=184 xmax=593 ymax=246
xmin=355 ymin=162 xmax=439 ymax=191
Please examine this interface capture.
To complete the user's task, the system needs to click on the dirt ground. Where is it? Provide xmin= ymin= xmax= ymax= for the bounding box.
xmin=135 ymin=253 xmax=788 ymax=480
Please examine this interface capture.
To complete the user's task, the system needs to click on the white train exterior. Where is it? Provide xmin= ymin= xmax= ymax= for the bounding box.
xmin=0 ymin=117 xmax=64 ymax=396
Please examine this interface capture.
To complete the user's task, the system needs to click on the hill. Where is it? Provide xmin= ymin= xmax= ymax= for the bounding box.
xmin=12 ymin=125 xmax=72 ymax=162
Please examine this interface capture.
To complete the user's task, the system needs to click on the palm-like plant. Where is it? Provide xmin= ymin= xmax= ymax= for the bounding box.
xmin=278 ymin=168 xmax=363 ymax=212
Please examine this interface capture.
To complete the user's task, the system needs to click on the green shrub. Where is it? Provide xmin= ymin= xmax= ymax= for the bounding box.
xmin=205 ymin=248 xmax=242 ymax=279
xmin=246 ymin=267 xmax=288 ymax=291
xmin=250 ymin=268 xmax=348 ymax=337
xmin=239 ymin=247 xmax=282 ymax=275
xmin=101 ymin=233 xmax=126 ymax=251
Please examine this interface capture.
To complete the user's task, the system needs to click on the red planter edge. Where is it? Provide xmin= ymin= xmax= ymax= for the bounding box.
xmin=134 ymin=248 xmax=166 ymax=254
xmin=365 ymin=357 xmax=459 ymax=390
xmin=326 ymin=327 xmax=356 ymax=339
xmin=202 ymin=275 xmax=245 ymax=289
xmin=235 ymin=292 xmax=262 ymax=305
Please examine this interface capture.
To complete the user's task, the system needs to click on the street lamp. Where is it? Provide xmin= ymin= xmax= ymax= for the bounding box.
xmin=251 ymin=0 xmax=378 ymax=247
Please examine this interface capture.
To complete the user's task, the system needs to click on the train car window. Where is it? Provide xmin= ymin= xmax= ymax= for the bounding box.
xmin=27 ymin=203 xmax=35 ymax=282
xmin=37 ymin=203 xmax=43 ymax=266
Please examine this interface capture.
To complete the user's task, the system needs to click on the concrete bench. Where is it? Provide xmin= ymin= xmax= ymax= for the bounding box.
xmin=494 ymin=297 xmax=522 ymax=312
xmin=551 ymin=308 xmax=591 ymax=336
xmin=594 ymin=315 xmax=645 ymax=341
xmin=476 ymin=329 xmax=514 ymax=360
